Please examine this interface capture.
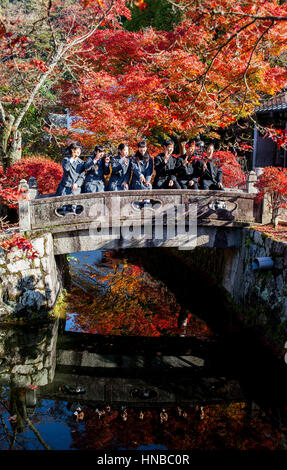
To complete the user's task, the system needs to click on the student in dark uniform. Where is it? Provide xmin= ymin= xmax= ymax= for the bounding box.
xmin=197 ymin=143 xmax=224 ymax=190
xmin=176 ymin=140 xmax=200 ymax=189
xmin=55 ymin=142 xmax=85 ymax=215
xmin=129 ymin=141 xmax=154 ymax=190
xmin=83 ymin=145 xmax=106 ymax=193
xmin=153 ymin=139 xmax=181 ymax=189
xmin=56 ymin=143 xmax=85 ymax=196
xmin=106 ymin=143 xmax=130 ymax=191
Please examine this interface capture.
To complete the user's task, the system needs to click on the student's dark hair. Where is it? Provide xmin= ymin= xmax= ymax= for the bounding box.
xmin=163 ymin=139 xmax=174 ymax=147
xmin=137 ymin=141 xmax=147 ymax=148
xmin=135 ymin=140 xmax=149 ymax=159
xmin=94 ymin=145 xmax=105 ymax=154
xmin=118 ymin=143 xmax=128 ymax=152
xmin=135 ymin=149 xmax=150 ymax=160
xmin=68 ymin=142 xmax=81 ymax=154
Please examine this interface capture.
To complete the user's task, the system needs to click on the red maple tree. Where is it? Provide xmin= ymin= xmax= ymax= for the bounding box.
xmin=255 ymin=166 xmax=287 ymax=226
xmin=60 ymin=0 xmax=287 ymax=149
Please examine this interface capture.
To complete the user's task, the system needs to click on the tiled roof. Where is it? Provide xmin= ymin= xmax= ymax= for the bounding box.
xmin=256 ymin=92 xmax=287 ymax=113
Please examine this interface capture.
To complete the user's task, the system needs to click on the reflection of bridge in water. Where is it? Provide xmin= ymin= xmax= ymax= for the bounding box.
xmin=49 ymin=330 xmax=244 ymax=407
xmin=1 ymin=318 xmax=287 ymax=433
xmin=0 ymin=322 xmax=244 ymax=409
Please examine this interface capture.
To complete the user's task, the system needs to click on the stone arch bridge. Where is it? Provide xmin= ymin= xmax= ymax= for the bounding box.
xmin=18 ymin=179 xmax=270 ymax=255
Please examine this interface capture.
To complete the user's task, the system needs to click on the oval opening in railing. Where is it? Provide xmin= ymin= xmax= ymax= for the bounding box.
xmin=196 ymin=199 xmax=238 ymax=220
xmin=55 ymin=204 xmax=84 ymax=217
xmin=131 ymin=199 xmax=162 ymax=211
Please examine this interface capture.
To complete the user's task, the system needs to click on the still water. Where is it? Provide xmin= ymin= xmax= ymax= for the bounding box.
xmin=0 ymin=249 xmax=286 ymax=450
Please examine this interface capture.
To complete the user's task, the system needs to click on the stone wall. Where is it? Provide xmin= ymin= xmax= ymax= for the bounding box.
xmin=179 ymin=228 xmax=287 ymax=348
xmin=224 ymin=228 xmax=287 ymax=345
xmin=0 ymin=320 xmax=58 ymax=387
xmin=0 ymin=233 xmax=61 ymax=318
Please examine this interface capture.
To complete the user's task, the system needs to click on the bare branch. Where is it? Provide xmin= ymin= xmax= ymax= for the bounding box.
xmin=236 ymin=20 xmax=274 ymax=118
xmin=62 ymin=0 xmax=117 ymax=51
xmin=13 ymin=1 xmax=118 ymax=133
xmin=47 ymin=0 xmax=59 ymax=51
xmin=213 ymin=11 xmax=287 ymax=22
xmin=192 ymin=19 xmax=257 ymax=106
xmin=166 ymin=1 xmax=287 ymax=22
xmin=13 ymin=43 xmax=65 ymax=132
xmin=66 ymin=14 xmax=76 ymax=41
xmin=25 ymin=415 xmax=51 ymax=451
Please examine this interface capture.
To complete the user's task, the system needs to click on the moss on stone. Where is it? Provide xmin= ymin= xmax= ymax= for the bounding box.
xmin=51 ymin=290 xmax=67 ymax=320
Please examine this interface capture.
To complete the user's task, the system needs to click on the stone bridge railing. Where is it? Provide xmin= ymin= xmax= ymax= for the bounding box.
xmin=18 ymin=182 xmax=269 ymax=234
xmin=17 ymin=178 xmax=271 ymax=253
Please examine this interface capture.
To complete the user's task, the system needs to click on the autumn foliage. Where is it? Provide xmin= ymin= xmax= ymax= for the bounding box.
xmin=0 ymin=156 xmax=63 ymax=207
xmin=212 ymin=151 xmax=247 ymax=189
xmin=255 ymin=166 xmax=287 ymax=226
xmin=60 ymin=0 xmax=287 ymax=147
xmin=0 ymin=233 xmax=39 ymax=259
xmin=0 ymin=0 xmax=134 ymax=169
xmin=263 ymin=126 xmax=287 ymax=150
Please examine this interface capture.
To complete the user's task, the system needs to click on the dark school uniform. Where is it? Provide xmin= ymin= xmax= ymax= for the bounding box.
xmin=56 ymin=156 xmax=85 ymax=196
xmin=83 ymin=156 xmax=106 ymax=193
xmin=106 ymin=154 xmax=131 ymax=191
xmin=153 ymin=153 xmax=181 ymax=189
xmin=129 ymin=155 xmax=154 ymax=190
xmin=176 ymin=154 xmax=199 ymax=189
xmin=196 ymin=159 xmax=223 ymax=190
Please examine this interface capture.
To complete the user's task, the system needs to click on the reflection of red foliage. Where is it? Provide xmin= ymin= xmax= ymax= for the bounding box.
xmin=68 ymin=257 xmax=213 ymax=337
xmin=69 ymin=404 xmax=282 ymax=450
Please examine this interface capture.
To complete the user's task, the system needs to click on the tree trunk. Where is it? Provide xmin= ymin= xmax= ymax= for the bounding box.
xmin=272 ymin=203 xmax=280 ymax=228
xmin=7 ymin=129 xmax=22 ymax=167
xmin=0 ymin=115 xmax=22 ymax=172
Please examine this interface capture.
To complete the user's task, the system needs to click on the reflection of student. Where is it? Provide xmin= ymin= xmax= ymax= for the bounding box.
xmin=129 ymin=141 xmax=153 ymax=190
xmin=160 ymin=408 xmax=168 ymax=423
xmin=106 ymin=143 xmax=130 ymax=191
xmin=67 ymin=402 xmax=85 ymax=422
xmin=74 ymin=408 xmax=84 ymax=422
xmin=83 ymin=145 xmax=106 ymax=193
xmin=121 ymin=407 xmax=128 ymax=421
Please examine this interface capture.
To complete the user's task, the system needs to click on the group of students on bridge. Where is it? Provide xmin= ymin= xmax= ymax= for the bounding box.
xmin=55 ymin=139 xmax=224 ymax=214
